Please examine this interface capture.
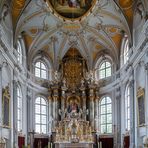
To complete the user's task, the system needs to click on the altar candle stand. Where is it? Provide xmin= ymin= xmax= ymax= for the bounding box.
xmin=48 ymin=142 xmax=50 ymax=148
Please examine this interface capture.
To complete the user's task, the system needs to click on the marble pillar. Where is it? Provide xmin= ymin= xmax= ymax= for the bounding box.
xmin=95 ymin=90 xmax=99 ymax=132
xmin=89 ymin=85 xmax=95 ymax=128
xmin=61 ymin=85 xmax=67 ymax=120
xmin=80 ymin=86 xmax=86 ymax=120
xmin=52 ymin=86 xmax=59 ymax=127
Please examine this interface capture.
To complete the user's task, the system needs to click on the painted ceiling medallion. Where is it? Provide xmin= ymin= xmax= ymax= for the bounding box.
xmin=48 ymin=0 xmax=96 ymax=20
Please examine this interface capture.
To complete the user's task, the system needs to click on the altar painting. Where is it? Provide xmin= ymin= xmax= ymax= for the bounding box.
xmin=49 ymin=0 xmax=96 ymax=19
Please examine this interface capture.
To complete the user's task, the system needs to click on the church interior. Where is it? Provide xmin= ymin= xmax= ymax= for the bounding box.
xmin=0 ymin=0 xmax=148 ymax=147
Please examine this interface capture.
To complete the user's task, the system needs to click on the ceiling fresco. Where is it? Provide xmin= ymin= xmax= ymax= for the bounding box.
xmin=48 ymin=0 xmax=96 ymax=20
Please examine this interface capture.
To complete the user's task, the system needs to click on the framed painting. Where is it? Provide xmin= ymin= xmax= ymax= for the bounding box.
xmin=137 ymin=87 xmax=145 ymax=126
xmin=47 ymin=0 xmax=96 ymax=20
xmin=2 ymin=86 xmax=10 ymax=127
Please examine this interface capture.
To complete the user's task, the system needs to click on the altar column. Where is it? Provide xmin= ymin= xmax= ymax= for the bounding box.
xmin=89 ymin=85 xmax=95 ymax=128
xmin=52 ymin=85 xmax=59 ymax=127
xmin=48 ymin=90 xmax=52 ymax=133
xmin=61 ymin=80 xmax=67 ymax=120
xmin=80 ymin=85 xmax=86 ymax=120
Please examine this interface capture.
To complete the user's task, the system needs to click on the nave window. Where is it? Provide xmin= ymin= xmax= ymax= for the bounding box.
xmin=35 ymin=97 xmax=47 ymax=134
xmin=99 ymin=96 xmax=112 ymax=134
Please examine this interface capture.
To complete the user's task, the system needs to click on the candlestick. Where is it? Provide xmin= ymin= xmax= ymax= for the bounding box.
xmin=100 ymin=142 xmax=102 ymax=148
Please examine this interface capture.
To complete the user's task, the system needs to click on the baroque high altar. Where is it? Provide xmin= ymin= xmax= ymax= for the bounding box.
xmin=48 ymin=48 xmax=99 ymax=146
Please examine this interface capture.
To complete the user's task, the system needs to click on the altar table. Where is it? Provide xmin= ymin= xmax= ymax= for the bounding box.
xmin=55 ymin=142 xmax=93 ymax=148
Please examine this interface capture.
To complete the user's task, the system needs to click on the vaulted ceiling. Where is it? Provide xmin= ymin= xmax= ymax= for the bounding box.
xmin=11 ymin=0 xmax=136 ymax=69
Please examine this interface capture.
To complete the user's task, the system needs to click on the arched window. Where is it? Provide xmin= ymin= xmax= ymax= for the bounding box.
xmin=100 ymin=96 xmax=112 ymax=134
xmin=17 ymin=86 xmax=23 ymax=132
xmin=125 ymin=85 xmax=130 ymax=131
xmin=99 ymin=60 xmax=111 ymax=79
xmin=35 ymin=61 xmax=47 ymax=79
xmin=35 ymin=97 xmax=47 ymax=134
xmin=124 ymin=39 xmax=129 ymax=64
xmin=17 ymin=41 xmax=23 ymax=64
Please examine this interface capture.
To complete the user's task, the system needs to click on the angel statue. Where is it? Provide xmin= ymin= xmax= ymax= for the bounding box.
xmin=58 ymin=109 xmax=66 ymax=120
xmin=53 ymin=71 xmax=61 ymax=83
xmin=84 ymin=70 xmax=94 ymax=84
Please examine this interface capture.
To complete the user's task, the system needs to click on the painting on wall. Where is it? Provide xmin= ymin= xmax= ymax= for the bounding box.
xmin=2 ymin=86 xmax=10 ymax=127
xmin=48 ymin=0 xmax=96 ymax=19
xmin=137 ymin=87 xmax=145 ymax=126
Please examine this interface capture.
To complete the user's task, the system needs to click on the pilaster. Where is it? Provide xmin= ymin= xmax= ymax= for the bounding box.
xmin=0 ymin=64 xmax=2 ymax=137
xmin=129 ymin=79 xmax=135 ymax=148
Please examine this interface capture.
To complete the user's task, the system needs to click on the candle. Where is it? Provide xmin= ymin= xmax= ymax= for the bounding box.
xmin=100 ymin=142 xmax=102 ymax=148
xmin=98 ymin=142 xmax=100 ymax=148
xmin=48 ymin=142 xmax=50 ymax=148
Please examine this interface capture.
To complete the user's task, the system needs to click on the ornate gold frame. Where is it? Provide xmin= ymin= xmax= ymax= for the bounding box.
xmin=137 ymin=87 xmax=145 ymax=126
xmin=2 ymin=86 xmax=11 ymax=128
xmin=46 ymin=0 xmax=97 ymax=21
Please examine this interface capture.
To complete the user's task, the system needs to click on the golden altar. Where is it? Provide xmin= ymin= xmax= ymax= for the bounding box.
xmin=55 ymin=142 xmax=93 ymax=148
xmin=53 ymin=110 xmax=94 ymax=148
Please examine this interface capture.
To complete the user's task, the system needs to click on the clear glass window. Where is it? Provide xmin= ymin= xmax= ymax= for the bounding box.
xmin=99 ymin=61 xmax=111 ymax=79
xmin=17 ymin=41 xmax=23 ymax=64
xmin=35 ymin=61 xmax=47 ymax=79
xmin=125 ymin=85 xmax=130 ymax=131
xmin=35 ymin=97 xmax=47 ymax=134
xmin=100 ymin=96 xmax=112 ymax=134
xmin=17 ymin=86 xmax=23 ymax=132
